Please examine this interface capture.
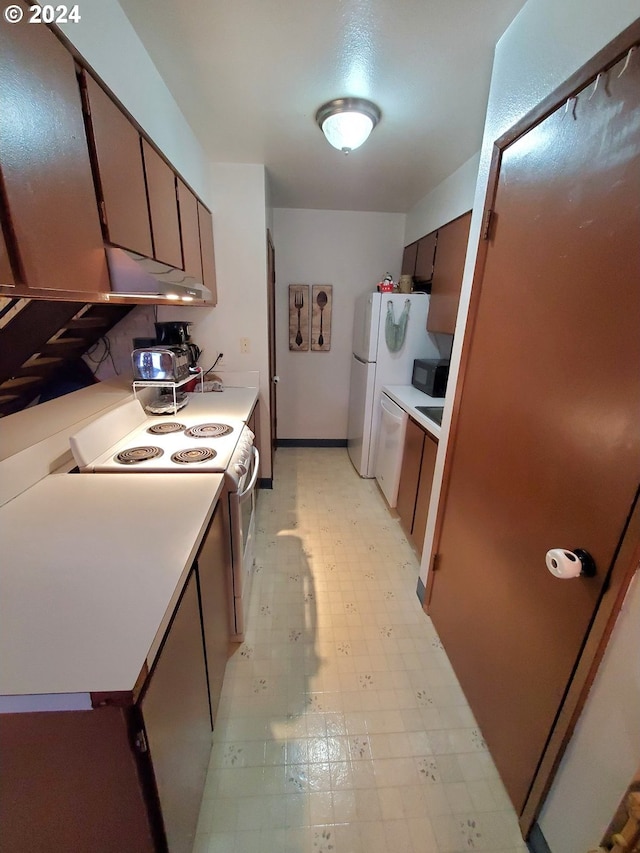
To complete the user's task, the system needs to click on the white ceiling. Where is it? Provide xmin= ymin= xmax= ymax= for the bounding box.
xmin=118 ymin=0 xmax=526 ymax=213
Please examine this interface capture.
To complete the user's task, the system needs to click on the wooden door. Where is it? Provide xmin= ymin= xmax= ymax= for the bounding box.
xmin=83 ymin=73 xmax=153 ymax=258
xmin=0 ymin=18 xmax=109 ymax=295
xmin=267 ymin=230 xmax=277 ymax=470
xmin=140 ymin=571 xmax=211 ymax=853
xmin=428 ymin=44 xmax=640 ymax=822
xmin=426 ymin=211 xmax=471 ymax=334
xmin=141 ymin=139 xmax=183 ymax=269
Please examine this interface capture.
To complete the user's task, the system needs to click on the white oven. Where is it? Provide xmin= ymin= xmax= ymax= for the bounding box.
xmin=225 ymin=440 xmax=259 ymax=640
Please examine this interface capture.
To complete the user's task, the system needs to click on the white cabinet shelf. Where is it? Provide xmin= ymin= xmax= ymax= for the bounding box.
xmin=132 ymin=370 xmax=203 ymax=414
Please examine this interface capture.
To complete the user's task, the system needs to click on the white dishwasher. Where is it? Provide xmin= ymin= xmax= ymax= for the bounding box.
xmin=373 ymin=392 xmax=408 ymax=508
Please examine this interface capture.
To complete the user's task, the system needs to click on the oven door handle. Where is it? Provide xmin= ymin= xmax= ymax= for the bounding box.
xmin=237 ymin=447 xmax=260 ymax=500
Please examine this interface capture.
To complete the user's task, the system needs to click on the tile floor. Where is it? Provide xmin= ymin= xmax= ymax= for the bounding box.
xmin=194 ymin=448 xmax=528 ymax=853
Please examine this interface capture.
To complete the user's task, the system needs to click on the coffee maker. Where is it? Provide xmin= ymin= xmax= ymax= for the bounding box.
xmin=154 ymin=321 xmax=201 ymax=369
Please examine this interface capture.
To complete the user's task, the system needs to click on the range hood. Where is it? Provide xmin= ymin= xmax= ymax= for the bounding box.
xmin=105 ymin=247 xmax=213 ymax=302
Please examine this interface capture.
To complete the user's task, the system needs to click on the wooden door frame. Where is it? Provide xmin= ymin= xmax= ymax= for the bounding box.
xmin=266 ymin=229 xmax=277 ymax=477
xmin=425 ymin=18 xmax=640 ymax=835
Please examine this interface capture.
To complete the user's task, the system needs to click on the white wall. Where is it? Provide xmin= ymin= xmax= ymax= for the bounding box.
xmin=417 ymin=0 xmax=640 ymax=848
xmin=540 ymin=572 xmax=640 ymax=851
xmin=158 ymin=164 xmax=271 ymax=476
xmin=404 ymin=153 xmax=480 ymax=245
xmin=272 ymin=209 xmax=405 ymax=439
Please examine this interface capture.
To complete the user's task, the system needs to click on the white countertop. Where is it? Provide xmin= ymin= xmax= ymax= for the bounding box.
xmin=0 ymin=473 xmax=224 ymax=708
xmin=0 ymin=386 xmax=259 ymax=710
xmin=178 ymin=386 xmax=258 ymax=422
xmin=382 ymin=385 xmax=446 ymax=440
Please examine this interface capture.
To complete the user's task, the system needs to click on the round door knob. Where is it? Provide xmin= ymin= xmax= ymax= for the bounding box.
xmin=545 ymin=548 xmax=596 ymax=579
xmin=272 ymin=375 xmax=280 ymax=383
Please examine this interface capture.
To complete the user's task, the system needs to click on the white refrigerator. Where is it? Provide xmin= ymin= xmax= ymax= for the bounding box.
xmin=347 ymin=291 xmax=440 ymax=477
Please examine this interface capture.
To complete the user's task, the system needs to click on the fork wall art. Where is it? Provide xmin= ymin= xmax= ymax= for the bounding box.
xmin=289 ymin=284 xmax=309 ymax=351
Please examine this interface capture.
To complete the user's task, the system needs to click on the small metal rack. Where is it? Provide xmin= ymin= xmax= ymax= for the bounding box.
xmin=132 ymin=370 xmax=204 ymax=414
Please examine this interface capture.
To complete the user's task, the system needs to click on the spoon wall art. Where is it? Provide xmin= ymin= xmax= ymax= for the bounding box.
xmin=311 ymin=285 xmax=332 ymax=351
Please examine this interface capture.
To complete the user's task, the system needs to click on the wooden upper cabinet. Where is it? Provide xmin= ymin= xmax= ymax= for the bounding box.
xmin=0 ymin=228 xmax=14 ymax=287
xmin=141 ymin=139 xmax=183 ymax=269
xmin=83 ymin=73 xmax=153 ymax=258
xmin=177 ymin=180 xmax=203 ymax=281
xmin=415 ymin=231 xmax=438 ymax=283
xmin=197 ymin=202 xmax=217 ymax=304
xmin=401 ymin=242 xmax=418 ymax=276
xmin=427 ymin=211 xmax=471 ymax=334
xmin=0 ymin=19 xmax=109 ymax=295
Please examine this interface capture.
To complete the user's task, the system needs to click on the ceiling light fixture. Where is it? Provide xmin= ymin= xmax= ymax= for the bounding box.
xmin=315 ymin=97 xmax=381 ymax=155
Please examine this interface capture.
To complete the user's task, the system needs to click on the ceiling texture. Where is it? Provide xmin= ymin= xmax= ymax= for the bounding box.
xmin=118 ymin=0 xmax=526 ymax=213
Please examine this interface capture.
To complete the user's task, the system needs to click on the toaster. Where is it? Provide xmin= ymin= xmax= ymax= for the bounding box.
xmin=131 ymin=346 xmax=191 ymax=383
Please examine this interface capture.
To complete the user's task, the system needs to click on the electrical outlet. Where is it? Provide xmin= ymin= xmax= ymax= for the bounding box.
xmin=240 ymin=337 xmax=250 ymax=354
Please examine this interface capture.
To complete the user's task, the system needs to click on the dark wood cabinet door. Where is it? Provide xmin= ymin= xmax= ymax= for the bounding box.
xmin=428 ymin=48 xmax=640 ymax=819
xmin=0 ymin=227 xmax=14 ymax=287
xmin=427 ymin=211 xmax=471 ymax=334
xmin=0 ymin=19 xmax=109 ymax=294
xmin=196 ymin=504 xmax=230 ymax=728
xmin=412 ymin=431 xmax=438 ymax=553
xmin=401 ymin=242 xmax=418 ymax=276
xmin=140 ymin=571 xmax=211 ymax=853
xmin=396 ymin=417 xmax=425 ymax=537
xmin=141 ymin=139 xmax=183 ymax=269
xmin=83 ymin=73 xmax=153 ymax=258
xmin=197 ymin=202 xmax=217 ymax=303
xmin=177 ymin=179 xmax=203 ymax=281
xmin=414 ymin=231 xmax=437 ymax=283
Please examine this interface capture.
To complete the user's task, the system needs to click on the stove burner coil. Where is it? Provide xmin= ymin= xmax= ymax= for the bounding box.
xmin=147 ymin=422 xmax=186 ymax=435
xmin=171 ymin=447 xmax=218 ymax=464
xmin=184 ymin=423 xmax=233 ymax=439
xmin=115 ymin=446 xmax=164 ymax=464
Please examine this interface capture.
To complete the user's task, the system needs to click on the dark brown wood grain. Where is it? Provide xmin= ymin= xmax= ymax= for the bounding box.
xmin=426 ymin=211 xmax=471 ymax=334
xmin=177 ymin=179 xmax=203 ymax=281
xmin=427 ymin=35 xmax=640 ymax=827
xmin=142 ymin=139 xmax=183 ymax=269
xmin=0 ymin=17 xmax=109 ymax=294
xmin=197 ymin=202 xmax=217 ymax=302
xmin=83 ymin=72 xmax=153 ymax=257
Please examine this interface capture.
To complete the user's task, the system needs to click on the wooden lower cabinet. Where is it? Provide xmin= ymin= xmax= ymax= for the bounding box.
xmin=396 ymin=417 xmax=438 ymax=552
xmin=196 ymin=503 xmax=231 ymax=728
xmin=412 ymin=431 xmax=438 ymax=552
xmin=140 ymin=570 xmax=212 ymax=853
xmin=0 ymin=706 xmax=158 ymax=852
xmin=0 ymin=566 xmax=227 ymax=852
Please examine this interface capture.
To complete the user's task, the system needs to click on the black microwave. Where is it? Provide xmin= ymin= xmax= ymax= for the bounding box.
xmin=411 ymin=358 xmax=450 ymax=397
